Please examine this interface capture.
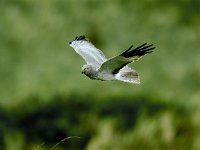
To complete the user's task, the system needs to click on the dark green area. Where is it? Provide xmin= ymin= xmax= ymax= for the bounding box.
xmin=0 ymin=0 xmax=200 ymax=149
xmin=0 ymin=95 xmax=196 ymax=150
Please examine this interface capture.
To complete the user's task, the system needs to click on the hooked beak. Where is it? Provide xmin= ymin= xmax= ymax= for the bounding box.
xmin=81 ymin=70 xmax=84 ymax=74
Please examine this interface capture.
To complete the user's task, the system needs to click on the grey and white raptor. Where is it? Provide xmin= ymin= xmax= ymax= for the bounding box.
xmin=69 ymin=35 xmax=155 ymax=84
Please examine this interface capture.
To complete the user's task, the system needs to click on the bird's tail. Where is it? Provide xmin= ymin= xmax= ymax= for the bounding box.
xmin=115 ymin=66 xmax=140 ymax=84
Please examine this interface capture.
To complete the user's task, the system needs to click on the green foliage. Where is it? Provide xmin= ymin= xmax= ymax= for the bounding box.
xmin=0 ymin=95 xmax=199 ymax=150
xmin=0 ymin=0 xmax=200 ymax=149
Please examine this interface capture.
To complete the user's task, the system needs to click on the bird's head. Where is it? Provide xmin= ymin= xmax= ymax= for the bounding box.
xmin=81 ymin=65 xmax=92 ymax=75
xmin=81 ymin=64 xmax=96 ymax=76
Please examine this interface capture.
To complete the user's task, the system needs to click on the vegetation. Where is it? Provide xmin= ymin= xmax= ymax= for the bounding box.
xmin=0 ymin=0 xmax=199 ymax=149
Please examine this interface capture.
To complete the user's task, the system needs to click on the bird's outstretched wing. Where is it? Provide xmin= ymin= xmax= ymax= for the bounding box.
xmin=69 ymin=35 xmax=107 ymax=68
xmin=98 ymin=43 xmax=155 ymax=74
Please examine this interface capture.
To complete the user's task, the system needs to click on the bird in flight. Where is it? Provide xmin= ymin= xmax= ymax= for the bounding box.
xmin=69 ymin=35 xmax=155 ymax=84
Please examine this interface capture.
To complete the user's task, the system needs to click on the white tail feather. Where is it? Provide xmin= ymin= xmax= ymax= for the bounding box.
xmin=115 ymin=66 xmax=140 ymax=84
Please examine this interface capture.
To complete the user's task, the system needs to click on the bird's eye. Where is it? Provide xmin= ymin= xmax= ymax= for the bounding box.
xmin=84 ymin=68 xmax=89 ymax=72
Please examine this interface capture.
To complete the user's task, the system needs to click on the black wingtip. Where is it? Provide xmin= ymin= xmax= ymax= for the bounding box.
xmin=75 ymin=35 xmax=87 ymax=41
xmin=121 ymin=43 xmax=155 ymax=58
xmin=121 ymin=45 xmax=133 ymax=54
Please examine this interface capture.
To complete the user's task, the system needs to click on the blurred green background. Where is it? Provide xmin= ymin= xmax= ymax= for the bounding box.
xmin=0 ymin=0 xmax=200 ymax=149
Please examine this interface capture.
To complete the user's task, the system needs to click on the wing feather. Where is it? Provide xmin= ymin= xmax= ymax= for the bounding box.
xmin=98 ymin=43 xmax=155 ymax=74
xmin=69 ymin=36 xmax=107 ymax=68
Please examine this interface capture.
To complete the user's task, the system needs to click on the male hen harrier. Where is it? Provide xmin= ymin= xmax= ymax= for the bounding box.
xmin=69 ymin=35 xmax=155 ymax=84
